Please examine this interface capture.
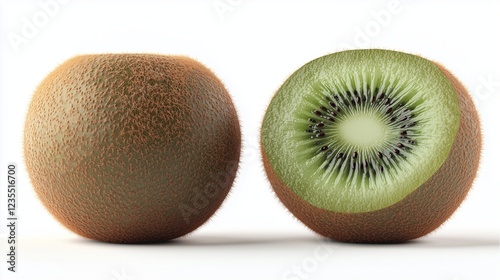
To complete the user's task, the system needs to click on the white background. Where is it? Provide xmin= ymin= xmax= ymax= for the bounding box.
xmin=0 ymin=0 xmax=499 ymax=279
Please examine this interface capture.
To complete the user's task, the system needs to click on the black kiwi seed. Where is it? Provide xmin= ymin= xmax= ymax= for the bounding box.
xmin=352 ymin=96 xmax=358 ymax=105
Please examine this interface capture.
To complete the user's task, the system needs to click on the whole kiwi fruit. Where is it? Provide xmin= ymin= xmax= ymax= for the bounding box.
xmin=24 ymin=54 xmax=241 ymax=243
xmin=261 ymin=49 xmax=481 ymax=243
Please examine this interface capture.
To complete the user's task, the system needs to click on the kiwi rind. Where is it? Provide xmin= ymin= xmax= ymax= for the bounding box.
xmin=261 ymin=49 xmax=481 ymax=243
xmin=262 ymin=49 xmax=461 ymax=213
xmin=24 ymin=54 xmax=241 ymax=243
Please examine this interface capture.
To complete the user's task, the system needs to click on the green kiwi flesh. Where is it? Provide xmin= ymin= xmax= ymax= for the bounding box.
xmin=24 ymin=54 xmax=241 ymax=243
xmin=261 ymin=49 xmax=481 ymax=242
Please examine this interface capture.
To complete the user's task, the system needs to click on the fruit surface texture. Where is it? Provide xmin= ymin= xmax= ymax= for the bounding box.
xmin=24 ymin=54 xmax=241 ymax=243
xmin=261 ymin=49 xmax=481 ymax=243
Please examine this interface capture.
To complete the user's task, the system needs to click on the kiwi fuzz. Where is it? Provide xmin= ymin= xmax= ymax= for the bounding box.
xmin=24 ymin=54 xmax=241 ymax=243
xmin=261 ymin=50 xmax=481 ymax=243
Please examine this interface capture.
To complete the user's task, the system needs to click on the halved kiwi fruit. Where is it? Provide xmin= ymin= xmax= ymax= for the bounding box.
xmin=24 ymin=54 xmax=241 ymax=243
xmin=261 ymin=49 xmax=481 ymax=243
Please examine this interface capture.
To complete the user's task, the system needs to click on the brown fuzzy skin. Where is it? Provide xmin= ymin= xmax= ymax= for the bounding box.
xmin=262 ymin=63 xmax=481 ymax=243
xmin=24 ymin=54 xmax=241 ymax=243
